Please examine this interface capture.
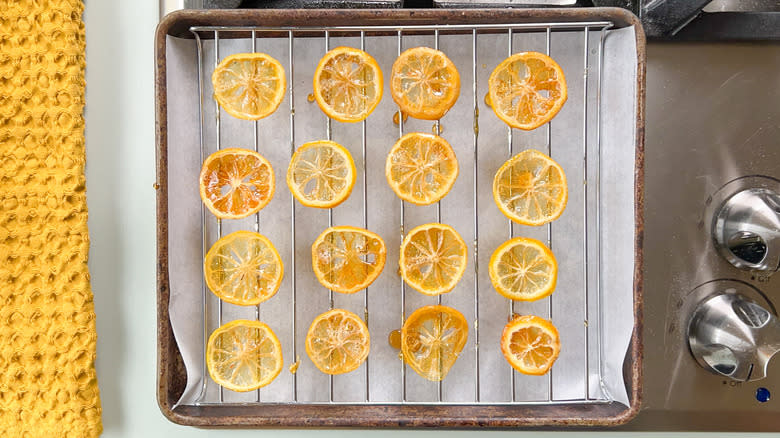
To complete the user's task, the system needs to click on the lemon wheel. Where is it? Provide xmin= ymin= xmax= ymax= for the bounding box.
xmin=311 ymin=226 xmax=387 ymax=294
xmin=305 ymin=309 xmax=370 ymax=375
xmin=390 ymin=47 xmax=460 ymax=120
xmin=199 ymin=148 xmax=275 ymax=220
xmin=212 ymin=53 xmax=286 ymax=120
xmin=204 ymin=231 xmax=284 ymax=306
xmin=488 ymin=52 xmax=567 ymax=130
xmin=401 ymin=305 xmax=468 ymax=382
xmin=385 ymin=132 xmax=459 ymax=205
xmin=492 ymin=149 xmax=567 ymax=226
xmin=206 ymin=320 xmax=283 ymax=391
xmin=313 ymin=47 xmax=383 ymax=123
xmin=287 ymin=140 xmax=356 ymax=209
xmin=399 ymin=223 xmax=467 ymax=296
xmin=489 ymin=237 xmax=557 ymax=302
xmin=501 ymin=315 xmax=560 ymax=376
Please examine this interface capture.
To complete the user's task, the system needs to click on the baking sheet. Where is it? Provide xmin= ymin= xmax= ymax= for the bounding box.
xmin=164 ymin=25 xmax=637 ymax=408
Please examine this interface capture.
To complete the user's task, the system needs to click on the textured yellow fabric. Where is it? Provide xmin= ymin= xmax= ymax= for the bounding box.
xmin=0 ymin=1 xmax=102 ymax=436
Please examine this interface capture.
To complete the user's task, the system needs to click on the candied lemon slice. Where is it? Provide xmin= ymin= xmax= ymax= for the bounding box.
xmin=212 ymin=53 xmax=286 ymax=120
xmin=390 ymin=47 xmax=460 ymax=120
xmin=204 ymin=231 xmax=283 ymax=306
xmin=489 ymin=237 xmax=557 ymax=302
xmin=312 ymin=226 xmax=386 ymax=294
xmin=385 ymin=132 xmax=459 ymax=205
xmin=206 ymin=320 xmax=283 ymax=391
xmin=287 ymin=140 xmax=356 ymax=208
xmin=501 ymin=315 xmax=560 ymax=376
xmin=199 ymin=148 xmax=275 ymax=220
xmin=306 ymin=309 xmax=370 ymax=375
xmin=399 ymin=223 xmax=467 ymax=296
xmin=313 ymin=47 xmax=383 ymax=123
xmin=488 ymin=52 xmax=567 ymax=130
xmin=492 ymin=149 xmax=567 ymax=226
xmin=401 ymin=305 xmax=468 ymax=381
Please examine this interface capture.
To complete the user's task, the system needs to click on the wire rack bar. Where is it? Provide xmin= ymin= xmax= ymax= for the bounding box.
xmin=250 ymin=29 xmax=262 ymax=404
xmin=213 ymin=30 xmax=224 ymax=404
xmin=195 ymin=397 xmax=609 ymax=407
xmin=472 ymin=28 xmax=481 ymax=403
xmin=433 ymin=27 xmax=444 ymax=405
xmin=288 ymin=29 xmax=298 ymax=403
xmin=397 ymin=29 xmax=407 ymax=404
xmin=189 ymin=20 xmax=613 ymax=406
xmin=322 ymin=29 xmax=335 ymax=405
xmin=595 ymin=25 xmax=611 ymax=400
xmin=193 ymin=33 xmax=209 ymax=404
xmin=190 ymin=21 xmax=613 ymax=33
xmin=545 ymin=26 xmax=554 ymax=403
xmin=506 ymin=27 xmax=516 ymax=403
xmin=360 ymin=30 xmax=371 ymax=404
xmin=582 ymin=26 xmax=590 ymax=401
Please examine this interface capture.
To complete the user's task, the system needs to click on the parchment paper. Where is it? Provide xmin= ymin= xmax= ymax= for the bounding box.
xmin=164 ymin=25 xmax=638 ymax=407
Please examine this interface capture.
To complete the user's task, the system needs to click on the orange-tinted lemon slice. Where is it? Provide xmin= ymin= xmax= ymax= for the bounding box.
xmin=200 ymin=148 xmax=275 ymax=220
xmin=501 ymin=315 xmax=560 ymax=375
xmin=488 ymin=52 xmax=567 ymax=130
xmin=312 ymin=226 xmax=387 ymax=294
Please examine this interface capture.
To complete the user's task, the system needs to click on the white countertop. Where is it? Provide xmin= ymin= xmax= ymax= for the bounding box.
xmin=82 ymin=2 xmax=768 ymax=437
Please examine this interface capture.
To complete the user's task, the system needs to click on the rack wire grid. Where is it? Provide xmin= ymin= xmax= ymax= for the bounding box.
xmin=188 ymin=20 xmax=614 ymax=406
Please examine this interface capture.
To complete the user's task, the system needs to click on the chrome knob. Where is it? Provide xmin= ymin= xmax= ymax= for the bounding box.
xmin=713 ymin=188 xmax=780 ymax=272
xmin=688 ymin=293 xmax=780 ymax=381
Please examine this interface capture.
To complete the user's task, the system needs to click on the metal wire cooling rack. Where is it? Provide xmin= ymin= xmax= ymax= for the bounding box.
xmin=187 ymin=20 xmax=613 ymax=406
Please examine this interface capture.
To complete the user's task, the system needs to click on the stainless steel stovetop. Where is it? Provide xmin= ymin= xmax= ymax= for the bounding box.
xmin=622 ymin=42 xmax=780 ymax=431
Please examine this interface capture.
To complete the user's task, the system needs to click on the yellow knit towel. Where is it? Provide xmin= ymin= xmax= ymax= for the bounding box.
xmin=0 ymin=1 xmax=102 ymax=436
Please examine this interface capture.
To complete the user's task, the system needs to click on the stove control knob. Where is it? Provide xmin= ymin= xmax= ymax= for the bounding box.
xmin=713 ymin=188 xmax=780 ymax=272
xmin=688 ymin=293 xmax=780 ymax=381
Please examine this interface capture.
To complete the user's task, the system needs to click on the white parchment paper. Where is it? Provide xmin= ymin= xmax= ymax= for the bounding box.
xmin=164 ymin=25 xmax=638 ymax=408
